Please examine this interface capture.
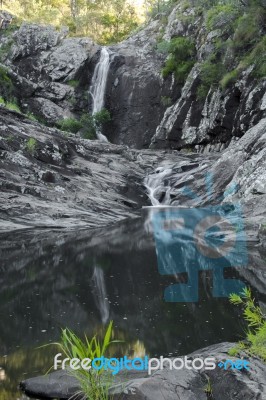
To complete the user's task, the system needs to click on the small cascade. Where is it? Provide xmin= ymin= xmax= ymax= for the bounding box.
xmin=92 ymin=266 xmax=110 ymax=324
xmin=144 ymin=166 xmax=173 ymax=206
xmin=89 ymin=47 xmax=110 ymax=142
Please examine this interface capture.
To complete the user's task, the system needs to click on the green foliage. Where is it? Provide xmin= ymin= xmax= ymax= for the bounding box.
xmin=57 ymin=109 xmax=111 ymax=140
xmin=233 ymin=14 xmax=260 ymax=51
xmin=197 ymin=60 xmax=225 ymax=99
xmin=80 ymin=109 xmax=111 ymax=139
xmin=194 ymin=0 xmax=266 ymax=101
xmin=241 ymin=36 xmax=266 ymax=79
xmin=57 ymin=118 xmax=83 ymax=134
xmin=5 ymin=101 xmax=21 ymax=113
xmin=206 ymin=4 xmax=240 ymax=31
xmin=0 ymin=38 xmax=14 ymax=62
xmin=0 ymin=66 xmax=14 ymax=102
xmin=26 ymin=138 xmax=37 ymax=154
xmin=93 ymin=109 xmax=111 ymax=127
xmin=0 ymin=95 xmax=21 ymax=112
xmin=26 ymin=112 xmax=38 ymax=122
xmin=51 ymin=321 xmax=118 ymax=400
xmin=4 ymin=0 xmax=141 ymax=45
xmin=145 ymin=0 xmax=176 ymax=19
xmin=156 ymin=40 xmax=170 ymax=54
xmin=161 ymin=37 xmax=196 ymax=83
xmin=229 ymin=287 xmax=266 ymax=361
xmin=220 ymin=69 xmax=239 ymax=89
xmin=161 ymin=96 xmax=172 ymax=107
xmin=59 ymin=321 xmax=115 ymax=367
xmin=204 ymin=377 xmax=213 ymax=399
xmin=67 ymin=79 xmax=79 ymax=88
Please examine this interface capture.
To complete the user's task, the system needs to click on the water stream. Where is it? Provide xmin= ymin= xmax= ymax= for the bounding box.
xmin=89 ymin=47 xmax=110 ymax=142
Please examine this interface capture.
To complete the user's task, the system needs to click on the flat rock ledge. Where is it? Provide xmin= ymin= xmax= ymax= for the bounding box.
xmin=20 ymin=342 xmax=266 ymax=400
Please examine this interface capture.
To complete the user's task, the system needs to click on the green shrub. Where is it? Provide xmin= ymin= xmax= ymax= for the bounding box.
xmin=57 ymin=109 xmax=111 ymax=140
xmin=93 ymin=109 xmax=111 ymax=127
xmin=26 ymin=138 xmax=37 ymax=154
xmin=0 ymin=96 xmax=5 ymax=105
xmin=26 ymin=112 xmax=38 ymax=122
xmin=197 ymin=60 xmax=225 ymax=99
xmin=5 ymin=101 xmax=21 ymax=113
xmin=242 ymin=36 xmax=266 ymax=79
xmin=233 ymin=14 xmax=260 ymax=52
xmin=161 ymin=96 xmax=172 ymax=107
xmin=57 ymin=117 xmax=83 ymax=134
xmin=156 ymin=40 xmax=170 ymax=54
xmin=80 ymin=109 xmax=111 ymax=140
xmin=206 ymin=4 xmax=239 ymax=32
xmin=220 ymin=69 xmax=239 ymax=89
xmin=161 ymin=37 xmax=196 ymax=84
xmin=80 ymin=113 xmax=96 ymax=139
xmin=229 ymin=287 xmax=266 ymax=361
xmin=0 ymin=38 xmax=14 ymax=62
xmin=48 ymin=321 xmax=119 ymax=400
xmin=0 ymin=66 xmax=14 ymax=101
xmin=67 ymin=79 xmax=79 ymax=88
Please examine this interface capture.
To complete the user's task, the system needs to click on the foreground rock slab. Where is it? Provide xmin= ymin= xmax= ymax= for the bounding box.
xmin=20 ymin=343 xmax=266 ymax=400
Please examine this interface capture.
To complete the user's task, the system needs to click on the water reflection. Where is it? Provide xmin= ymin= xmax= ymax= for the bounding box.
xmin=92 ymin=266 xmax=110 ymax=324
xmin=0 ymin=212 xmax=265 ymax=398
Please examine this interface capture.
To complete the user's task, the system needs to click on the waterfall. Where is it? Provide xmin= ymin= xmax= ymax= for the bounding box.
xmin=89 ymin=47 xmax=110 ymax=142
xmin=144 ymin=166 xmax=173 ymax=206
xmin=92 ymin=265 xmax=110 ymax=324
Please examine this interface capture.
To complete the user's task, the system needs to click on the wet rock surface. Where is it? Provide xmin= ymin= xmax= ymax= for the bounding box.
xmin=0 ymin=106 xmax=156 ymax=230
xmin=1 ymin=107 xmax=266 ymax=231
xmin=20 ymin=343 xmax=266 ymax=400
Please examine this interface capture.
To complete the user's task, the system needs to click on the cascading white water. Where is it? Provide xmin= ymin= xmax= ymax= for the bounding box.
xmin=92 ymin=266 xmax=110 ymax=324
xmin=144 ymin=166 xmax=173 ymax=206
xmin=89 ymin=47 xmax=110 ymax=142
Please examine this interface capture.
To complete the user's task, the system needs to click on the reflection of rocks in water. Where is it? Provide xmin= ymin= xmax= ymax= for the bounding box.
xmin=92 ymin=266 xmax=110 ymax=324
xmin=0 ymin=217 xmax=266 ymax=398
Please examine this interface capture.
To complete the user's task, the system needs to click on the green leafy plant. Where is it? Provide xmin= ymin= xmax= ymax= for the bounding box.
xmin=197 ymin=60 xmax=225 ymax=99
xmin=229 ymin=287 xmax=266 ymax=361
xmin=0 ymin=66 xmax=14 ymax=102
xmin=220 ymin=69 xmax=239 ymax=90
xmin=26 ymin=112 xmax=38 ymax=122
xmin=26 ymin=138 xmax=37 ymax=154
xmin=204 ymin=376 xmax=214 ymax=400
xmin=206 ymin=4 xmax=239 ymax=32
xmin=161 ymin=96 xmax=172 ymax=107
xmin=161 ymin=37 xmax=196 ymax=83
xmin=57 ymin=109 xmax=111 ymax=139
xmin=5 ymin=101 xmax=21 ymax=113
xmin=0 ymin=38 xmax=14 ymax=62
xmin=50 ymin=321 xmax=119 ymax=400
xmin=57 ymin=118 xmax=83 ymax=134
xmin=67 ymin=79 xmax=79 ymax=88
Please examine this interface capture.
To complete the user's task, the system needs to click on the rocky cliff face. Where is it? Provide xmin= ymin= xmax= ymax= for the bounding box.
xmin=0 ymin=2 xmax=265 ymax=150
xmin=2 ymin=23 xmax=100 ymax=124
xmin=149 ymin=4 xmax=266 ymax=151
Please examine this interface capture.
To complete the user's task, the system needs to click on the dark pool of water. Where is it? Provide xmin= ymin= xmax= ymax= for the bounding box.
xmin=0 ymin=209 xmax=265 ymax=399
